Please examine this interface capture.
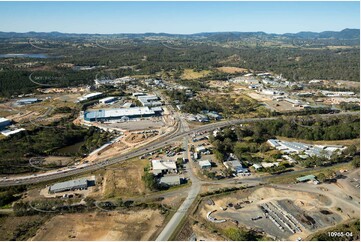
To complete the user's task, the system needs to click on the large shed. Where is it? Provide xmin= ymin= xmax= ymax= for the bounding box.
xmin=49 ymin=178 xmax=94 ymax=193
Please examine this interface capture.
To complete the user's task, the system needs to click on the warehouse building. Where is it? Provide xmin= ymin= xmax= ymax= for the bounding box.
xmin=159 ymin=175 xmax=181 ymax=187
xmin=16 ymin=98 xmax=40 ymax=105
xmin=0 ymin=118 xmax=11 ymax=130
xmin=99 ymin=96 xmax=117 ymax=104
xmin=132 ymin=92 xmax=146 ymax=97
xmin=84 ymin=107 xmax=156 ymax=122
xmin=267 ymin=139 xmax=344 ymax=159
xmin=138 ymin=95 xmax=162 ymax=107
xmin=152 ymin=160 xmax=177 ymax=175
xmin=48 ymin=178 xmax=95 ymax=193
xmin=1 ymin=128 xmax=25 ymax=137
xmin=223 ymin=159 xmax=249 ymax=173
xmin=296 ymin=175 xmax=316 ymax=183
xmin=199 ymin=160 xmax=212 ymax=169
xmin=77 ymin=92 xmax=103 ymax=102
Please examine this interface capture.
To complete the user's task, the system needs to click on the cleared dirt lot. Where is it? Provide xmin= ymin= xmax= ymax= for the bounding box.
xmin=31 ymin=209 xmax=164 ymax=241
xmin=101 ymin=158 xmax=148 ymax=198
xmin=0 ymin=214 xmax=49 ymax=241
xmin=216 ymin=66 xmax=248 ymax=74
xmin=181 ymin=68 xmax=211 ymax=80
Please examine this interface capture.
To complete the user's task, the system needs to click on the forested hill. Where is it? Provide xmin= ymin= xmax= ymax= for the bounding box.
xmin=0 ymin=28 xmax=359 ymax=41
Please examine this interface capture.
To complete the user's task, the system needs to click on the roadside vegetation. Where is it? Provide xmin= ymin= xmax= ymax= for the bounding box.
xmin=208 ymin=116 xmax=359 ymax=173
xmin=0 ymin=120 xmax=114 ymax=174
xmin=308 ymin=219 xmax=360 ymax=241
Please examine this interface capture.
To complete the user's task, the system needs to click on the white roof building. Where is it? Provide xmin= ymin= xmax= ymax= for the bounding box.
xmin=152 ymin=160 xmax=177 ymax=175
xmin=159 ymin=175 xmax=181 ymax=186
xmin=84 ymin=107 xmax=155 ymax=121
xmin=1 ymin=128 xmax=25 ymax=137
xmin=196 ymin=146 xmax=207 ymax=153
xmin=78 ymin=92 xmax=102 ymax=101
xmin=261 ymin=162 xmax=279 ymax=168
xmin=99 ymin=96 xmax=117 ymax=104
xmin=0 ymin=118 xmax=11 ymax=129
xmin=199 ymin=160 xmax=212 ymax=169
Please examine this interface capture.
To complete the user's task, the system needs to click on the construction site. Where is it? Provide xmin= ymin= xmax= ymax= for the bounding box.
xmin=193 ymin=183 xmax=360 ymax=241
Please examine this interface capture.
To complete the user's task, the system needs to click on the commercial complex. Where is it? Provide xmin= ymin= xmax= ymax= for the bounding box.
xmin=267 ymin=139 xmax=345 ymax=159
xmin=84 ymin=107 xmax=156 ymax=122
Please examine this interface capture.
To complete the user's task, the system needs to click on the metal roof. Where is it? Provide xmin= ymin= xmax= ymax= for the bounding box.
xmin=160 ymin=175 xmax=180 ymax=184
xmin=16 ymin=98 xmax=38 ymax=103
xmin=199 ymin=160 xmax=211 ymax=167
xmin=0 ymin=117 xmax=10 ymax=123
xmin=152 ymin=160 xmax=177 ymax=170
xmin=49 ymin=178 xmax=89 ymax=191
xmin=99 ymin=96 xmax=116 ymax=102
xmin=83 ymin=92 xmax=102 ymax=99
xmin=85 ymin=107 xmax=155 ymax=119
xmin=296 ymin=175 xmax=316 ymax=182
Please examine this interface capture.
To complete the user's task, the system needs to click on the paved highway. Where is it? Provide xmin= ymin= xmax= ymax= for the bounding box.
xmin=0 ymin=111 xmax=358 ymax=187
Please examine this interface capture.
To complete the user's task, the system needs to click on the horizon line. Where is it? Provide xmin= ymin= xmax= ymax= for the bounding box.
xmin=0 ymin=28 xmax=360 ymax=36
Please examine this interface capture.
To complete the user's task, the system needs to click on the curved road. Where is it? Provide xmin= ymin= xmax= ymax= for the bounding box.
xmin=0 ymin=111 xmax=358 ymax=187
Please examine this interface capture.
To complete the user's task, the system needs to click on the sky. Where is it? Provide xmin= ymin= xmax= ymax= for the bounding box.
xmin=0 ymin=1 xmax=359 ymax=34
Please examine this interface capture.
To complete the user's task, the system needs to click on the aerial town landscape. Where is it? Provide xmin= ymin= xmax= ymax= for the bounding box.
xmin=0 ymin=1 xmax=360 ymax=241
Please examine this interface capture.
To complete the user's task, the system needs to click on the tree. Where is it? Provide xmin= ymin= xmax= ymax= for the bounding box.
xmin=351 ymin=156 xmax=360 ymax=168
xmin=317 ymin=173 xmax=326 ymax=182
xmin=213 ymin=150 xmax=225 ymax=162
xmin=224 ymin=227 xmax=257 ymax=241
xmin=84 ymin=197 xmax=95 ymax=207
xmin=142 ymin=172 xmax=158 ymax=191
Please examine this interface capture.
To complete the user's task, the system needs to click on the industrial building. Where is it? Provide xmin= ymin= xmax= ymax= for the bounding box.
xmin=320 ymin=90 xmax=355 ymax=97
xmin=0 ymin=118 xmax=11 ymax=130
xmin=223 ymin=159 xmax=249 ymax=173
xmin=1 ymin=128 xmax=25 ymax=137
xmin=195 ymin=146 xmax=207 ymax=153
xmin=198 ymin=160 xmax=212 ymax=169
xmin=77 ymin=92 xmax=103 ymax=102
xmin=159 ymin=175 xmax=181 ymax=186
xmin=296 ymin=175 xmax=317 ymax=183
xmin=48 ymin=178 xmax=95 ymax=193
xmin=138 ymin=95 xmax=162 ymax=107
xmin=152 ymin=160 xmax=177 ymax=175
xmin=267 ymin=139 xmax=345 ymax=159
xmin=122 ymin=102 xmax=134 ymax=108
xmin=195 ymin=114 xmax=209 ymax=122
xmin=99 ymin=96 xmax=117 ymax=104
xmin=206 ymin=112 xmax=222 ymax=120
xmin=132 ymin=92 xmax=146 ymax=97
xmin=16 ymin=98 xmax=40 ymax=105
xmin=95 ymin=77 xmax=134 ymax=87
xmin=84 ymin=107 xmax=156 ymax=122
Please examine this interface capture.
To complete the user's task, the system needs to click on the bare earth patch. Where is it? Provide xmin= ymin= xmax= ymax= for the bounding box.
xmin=216 ymin=66 xmax=248 ymax=74
xmin=31 ymin=210 xmax=164 ymax=241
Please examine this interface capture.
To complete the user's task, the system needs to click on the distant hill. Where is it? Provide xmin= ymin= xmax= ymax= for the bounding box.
xmin=0 ymin=28 xmax=359 ymax=40
xmin=283 ymin=28 xmax=360 ymax=39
